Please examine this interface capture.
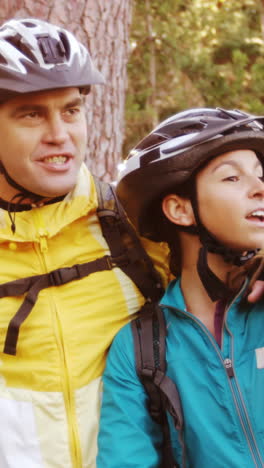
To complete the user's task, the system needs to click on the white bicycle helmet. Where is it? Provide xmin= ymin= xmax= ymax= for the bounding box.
xmin=0 ymin=18 xmax=105 ymax=234
xmin=0 ymin=17 xmax=104 ymax=100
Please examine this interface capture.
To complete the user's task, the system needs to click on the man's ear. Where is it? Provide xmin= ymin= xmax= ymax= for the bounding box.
xmin=162 ymin=194 xmax=195 ymax=227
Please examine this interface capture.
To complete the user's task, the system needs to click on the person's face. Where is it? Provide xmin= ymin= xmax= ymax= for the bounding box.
xmin=0 ymin=87 xmax=87 ymax=200
xmin=196 ymin=149 xmax=264 ymax=251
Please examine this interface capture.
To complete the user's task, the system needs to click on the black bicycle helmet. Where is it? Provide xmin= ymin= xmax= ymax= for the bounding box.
xmin=117 ymin=107 xmax=264 ymax=300
xmin=0 ymin=18 xmax=104 ymax=100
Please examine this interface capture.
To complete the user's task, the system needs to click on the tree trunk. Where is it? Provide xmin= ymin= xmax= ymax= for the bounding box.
xmin=145 ymin=0 xmax=158 ymax=128
xmin=0 ymin=0 xmax=132 ymax=181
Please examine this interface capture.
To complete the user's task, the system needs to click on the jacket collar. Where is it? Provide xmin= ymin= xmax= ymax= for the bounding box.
xmin=0 ymin=164 xmax=96 ymax=242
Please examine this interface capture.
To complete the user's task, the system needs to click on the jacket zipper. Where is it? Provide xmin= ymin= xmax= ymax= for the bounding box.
xmin=161 ymin=303 xmax=223 ymax=466
xmin=223 ymin=357 xmax=263 ymax=467
xmin=55 ymin=312 xmax=83 ymax=468
xmin=222 ymin=285 xmax=264 ymax=468
xmin=33 ymin=221 xmax=83 ymax=468
xmin=162 ymin=290 xmax=264 ymax=468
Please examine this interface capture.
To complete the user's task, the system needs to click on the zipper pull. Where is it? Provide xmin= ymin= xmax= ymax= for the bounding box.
xmin=39 ymin=236 xmax=48 ymax=252
xmin=224 ymin=358 xmax=234 ymax=377
xmin=38 ymin=228 xmax=48 ymax=252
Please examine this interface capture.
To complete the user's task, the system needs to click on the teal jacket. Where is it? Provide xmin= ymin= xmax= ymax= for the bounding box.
xmin=97 ymin=279 xmax=264 ymax=467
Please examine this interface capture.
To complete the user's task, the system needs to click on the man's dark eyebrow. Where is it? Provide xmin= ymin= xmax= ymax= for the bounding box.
xmin=11 ymin=104 xmax=45 ymax=116
xmin=64 ymin=97 xmax=84 ymax=109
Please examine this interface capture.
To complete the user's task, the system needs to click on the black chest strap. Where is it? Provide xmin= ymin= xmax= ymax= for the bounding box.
xmin=1 ymin=177 xmax=165 ymax=356
xmin=2 ymin=256 xmax=113 ymax=355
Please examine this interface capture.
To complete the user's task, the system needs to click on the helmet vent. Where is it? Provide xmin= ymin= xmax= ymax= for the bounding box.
xmin=5 ymin=34 xmax=38 ymax=63
xmin=162 ymin=122 xmax=204 ymax=137
xmin=0 ymin=54 xmax=7 ymax=65
xmin=137 ymin=134 xmax=165 ymax=151
xmin=20 ymin=21 xmax=37 ymax=28
xmin=58 ymin=32 xmax=71 ymax=59
xmin=37 ymin=35 xmax=67 ymax=64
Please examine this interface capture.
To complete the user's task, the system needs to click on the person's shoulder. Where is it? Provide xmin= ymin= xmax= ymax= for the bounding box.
xmin=112 ymin=321 xmax=134 ymax=350
xmin=105 ymin=321 xmax=138 ymax=378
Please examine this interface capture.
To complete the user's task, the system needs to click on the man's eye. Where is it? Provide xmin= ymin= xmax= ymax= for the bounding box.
xmin=65 ymin=108 xmax=80 ymax=116
xmin=23 ymin=111 xmax=40 ymax=119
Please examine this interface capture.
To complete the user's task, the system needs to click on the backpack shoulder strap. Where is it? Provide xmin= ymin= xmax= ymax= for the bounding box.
xmin=1 ymin=176 xmax=164 ymax=357
xmin=93 ymin=176 xmax=164 ymax=302
xmin=132 ymin=304 xmax=183 ymax=468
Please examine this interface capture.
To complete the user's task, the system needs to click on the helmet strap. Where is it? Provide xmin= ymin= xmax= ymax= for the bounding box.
xmin=189 ymin=184 xmax=258 ymax=301
xmin=0 ymin=162 xmax=45 ymax=203
xmin=197 ymin=246 xmax=233 ymax=301
xmin=0 ymin=162 xmax=66 ymax=234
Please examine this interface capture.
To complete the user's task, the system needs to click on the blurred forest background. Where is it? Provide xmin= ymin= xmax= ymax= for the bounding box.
xmin=124 ymin=0 xmax=264 ymax=155
xmin=1 ymin=0 xmax=264 ymax=179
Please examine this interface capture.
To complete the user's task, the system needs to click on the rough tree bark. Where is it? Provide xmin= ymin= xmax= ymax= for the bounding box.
xmin=145 ymin=0 xmax=158 ymax=128
xmin=0 ymin=0 xmax=132 ymax=181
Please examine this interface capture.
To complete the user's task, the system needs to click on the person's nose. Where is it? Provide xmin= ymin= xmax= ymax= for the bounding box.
xmin=42 ymin=114 xmax=70 ymax=145
xmin=249 ymin=175 xmax=264 ymax=199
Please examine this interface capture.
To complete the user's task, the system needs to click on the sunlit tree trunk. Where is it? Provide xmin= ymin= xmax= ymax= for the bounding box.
xmin=0 ymin=0 xmax=132 ymax=181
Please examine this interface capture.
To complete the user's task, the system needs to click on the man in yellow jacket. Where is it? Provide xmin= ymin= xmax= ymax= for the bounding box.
xmin=0 ymin=18 xmax=170 ymax=468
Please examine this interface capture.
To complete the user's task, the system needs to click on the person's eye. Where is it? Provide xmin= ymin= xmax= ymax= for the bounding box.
xmin=65 ymin=107 xmax=81 ymax=116
xmin=23 ymin=111 xmax=41 ymax=119
xmin=223 ymin=175 xmax=239 ymax=182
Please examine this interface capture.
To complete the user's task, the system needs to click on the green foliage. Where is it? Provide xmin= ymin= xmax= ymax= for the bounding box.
xmin=124 ymin=0 xmax=264 ymax=155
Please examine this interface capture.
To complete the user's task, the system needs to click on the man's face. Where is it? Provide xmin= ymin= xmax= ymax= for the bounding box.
xmin=0 ymin=87 xmax=87 ymax=200
xmin=196 ymin=149 xmax=264 ymax=251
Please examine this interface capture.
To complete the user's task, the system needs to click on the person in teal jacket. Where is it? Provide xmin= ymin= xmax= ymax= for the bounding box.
xmin=97 ymin=107 xmax=264 ymax=467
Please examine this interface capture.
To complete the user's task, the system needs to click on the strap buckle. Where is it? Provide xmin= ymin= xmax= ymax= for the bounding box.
xmin=109 ymin=254 xmax=129 ymax=268
xmin=48 ymin=265 xmax=81 ymax=286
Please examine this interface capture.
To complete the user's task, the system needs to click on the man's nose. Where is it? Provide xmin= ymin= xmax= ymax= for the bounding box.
xmin=42 ymin=115 xmax=69 ymax=145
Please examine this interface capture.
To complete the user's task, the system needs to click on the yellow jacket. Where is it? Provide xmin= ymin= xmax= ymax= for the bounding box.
xmin=0 ymin=164 xmax=170 ymax=468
